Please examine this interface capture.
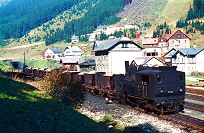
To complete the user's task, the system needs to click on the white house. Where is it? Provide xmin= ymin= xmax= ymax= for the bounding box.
xmin=124 ymin=23 xmax=139 ymax=30
xmin=92 ymin=37 xmax=144 ymax=74
xmin=131 ymin=56 xmax=167 ymax=67
xmin=71 ymin=36 xmax=79 ymax=43
xmin=168 ymin=30 xmax=191 ymax=50
xmin=96 ymin=25 xmax=109 ymax=32
xmin=63 ymin=46 xmax=82 ymax=62
xmin=142 ymin=38 xmax=160 ymax=56
xmin=88 ymin=33 xmax=96 ymax=42
xmin=44 ymin=48 xmax=62 ymax=61
xmin=164 ymin=46 xmax=204 ymax=74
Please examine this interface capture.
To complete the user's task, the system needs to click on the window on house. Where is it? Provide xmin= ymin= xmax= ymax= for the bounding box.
xmin=122 ymin=43 xmax=128 ymax=48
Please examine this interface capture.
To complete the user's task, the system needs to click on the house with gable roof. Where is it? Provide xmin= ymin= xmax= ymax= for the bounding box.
xmin=64 ymin=46 xmax=82 ymax=57
xmin=130 ymin=56 xmax=167 ymax=67
xmin=142 ymin=36 xmax=169 ymax=57
xmin=44 ymin=48 xmax=62 ymax=61
xmin=164 ymin=46 xmax=204 ymax=74
xmin=168 ymin=30 xmax=191 ymax=50
xmin=92 ymin=37 xmax=144 ymax=74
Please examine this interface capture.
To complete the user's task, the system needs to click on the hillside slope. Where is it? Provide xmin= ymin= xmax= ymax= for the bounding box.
xmin=117 ymin=0 xmax=168 ymax=25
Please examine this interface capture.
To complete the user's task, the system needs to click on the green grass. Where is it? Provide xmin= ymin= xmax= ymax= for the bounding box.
xmin=0 ymin=76 xmax=160 ymax=133
xmin=25 ymin=60 xmax=59 ymax=69
xmin=186 ymin=75 xmax=204 ymax=79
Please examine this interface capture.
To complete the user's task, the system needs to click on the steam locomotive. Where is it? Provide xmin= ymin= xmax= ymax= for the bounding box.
xmin=80 ymin=65 xmax=185 ymax=114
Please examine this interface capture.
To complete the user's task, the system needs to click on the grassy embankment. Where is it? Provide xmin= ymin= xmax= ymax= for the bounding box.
xmin=0 ymin=76 xmax=111 ymax=133
xmin=186 ymin=75 xmax=204 ymax=87
xmin=0 ymin=75 xmax=158 ymax=133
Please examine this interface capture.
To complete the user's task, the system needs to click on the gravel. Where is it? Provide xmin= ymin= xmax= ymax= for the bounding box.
xmin=78 ymin=94 xmax=187 ymax=133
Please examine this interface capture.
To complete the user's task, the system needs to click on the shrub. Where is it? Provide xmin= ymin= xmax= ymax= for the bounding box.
xmin=42 ymin=70 xmax=86 ymax=108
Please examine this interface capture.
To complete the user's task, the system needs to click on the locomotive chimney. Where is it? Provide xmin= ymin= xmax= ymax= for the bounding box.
xmin=125 ymin=61 xmax=129 ymax=75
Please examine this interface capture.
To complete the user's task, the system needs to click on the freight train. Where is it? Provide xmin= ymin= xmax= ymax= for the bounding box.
xmin=21 ymin=64 xmax=185 ymax=114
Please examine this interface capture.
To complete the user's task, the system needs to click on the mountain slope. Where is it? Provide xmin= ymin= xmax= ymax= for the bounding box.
xmin=1 ymin=0 xmax=196 ymax=48
xmin=117 ymin=0 xmax=169 ymax=25
xmin=0 ymin=0 xmax=82 ymax=40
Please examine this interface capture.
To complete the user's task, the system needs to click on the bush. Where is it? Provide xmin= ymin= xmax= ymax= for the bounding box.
xmin=42 ymin=70 xmax=86 ymax=108
xmin=0 ymin=62 xmax=14 ymax=72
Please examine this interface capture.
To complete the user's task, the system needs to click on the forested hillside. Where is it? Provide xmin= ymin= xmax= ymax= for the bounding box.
xmin=44 ymin=0 xmax=125 ymax=45
xmin=0 ymin=0 xmax=82 ymax=40
xmin=176 ymin=0 xmax=204 ymax=34
xmin=186 ymin=0 xmax=204 ymax=20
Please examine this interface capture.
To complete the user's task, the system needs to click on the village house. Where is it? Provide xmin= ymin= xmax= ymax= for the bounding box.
xmin=96 ymin=25 xmax=109 ymax=32
xmin=142 ymin=30 xmax=190 ymax=57
xmin=71 ymin=36 xmax=79 ymax=43
xmin=142 ymin=38 xmax=160 ymax=56
xmin=168 ymin=30 xmax=191 ymax=50
xmin=130 ymin=56 xmax=167 ymax=67
xmin=164 ymin=46 xmax=204 ymax=74
xmin=63 ymin=46 xmax=82 ymax=57
xmin=92 ymin=37 xmax=144 ymax=74
xmin=44 ymin=48 xmax=62 ymax=61
xmin=60 ymin=57 xmax=80 ymax=71
xmin=124 ymin=23 xmax=139 ymax=30
xmin=88 ymin=33 xmax=96 ymax=42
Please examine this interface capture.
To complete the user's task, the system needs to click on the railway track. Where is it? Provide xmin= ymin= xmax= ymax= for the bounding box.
xmin=186 ymin=93 xmax=204 ymax=102
xmin=85 ymin=85 xmax=204 ymax=132
xmin=159 ymin=113 xmax=204 ymax=132
xmin=184 ymin=102 xmax=204 ymax=113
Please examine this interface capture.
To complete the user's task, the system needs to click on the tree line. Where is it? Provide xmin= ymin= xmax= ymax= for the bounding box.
xmin=186 ymin=0 xmax=204 ymax=20
xmin=176 ymin=0 xmax=204 ymax=34
xmin=152 ymin=22 xmax=171 ymax=38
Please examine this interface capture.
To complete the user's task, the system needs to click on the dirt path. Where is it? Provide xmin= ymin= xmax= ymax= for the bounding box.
xmin=6 ymin=42 xmax=45 ymax=50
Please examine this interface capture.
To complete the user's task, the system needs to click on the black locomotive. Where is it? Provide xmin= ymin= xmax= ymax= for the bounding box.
xmin=118 ymin=65 xmax=185 ymax=114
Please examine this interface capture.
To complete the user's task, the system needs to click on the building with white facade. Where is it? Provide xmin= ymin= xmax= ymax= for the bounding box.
xmin=71 ymin=36 xmax=79 ymax=43
xmin=130 ymin=56 xmax=167 ymax=67
xmin=168 ymin=30 xmax=191 ymax=50
xmin=44 ymin=48 xmax=62 ymax=61
xmin=63 ymin=46 xmax=82 ymax=57
xmin=164 ymin=46 xmax=204 ymax=74
xmin=92 ymin=37 xmax=144 ymax=74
